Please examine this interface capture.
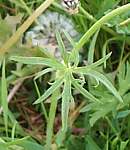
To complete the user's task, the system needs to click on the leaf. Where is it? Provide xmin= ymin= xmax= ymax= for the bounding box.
xmin=88 ymin=29 xmax=100 ymax=64
xmin=87 ymin=70 xmax=123 ymax=102
xmin=75 ymin=68 xmax=123 ymax=103
xmin=55 ymin=30 xmax=67 ymax=63
xmin=96 ymin=0 xmax=121 ymax=18
xmin=0 ymin=139 xmax=8 ymax=150
xmin=34 ymin=68 xmax=54 ymax=80
xmin=85 ymin=135 xmax=101 ymax=150
xmin=106 ymin=11 xmax=130 ymax=35
xmin=62 ymin=73 xmax=71 ymax=131
xmin=46 ymin=89 xmax=59 ymax=149
xmin=10 ymin=56 xmax=65 ymax=70
xmin=120 ymin=140 xmax=129 ymax=150
xmin=6 ymin=136 xmax=29 ymax=146
xmin=1 ymin=58 xmax=8 ymax=135
xmin=3 ymin=136 xmax=43 ymax=150
xmin=70 ymin=49 xmax=80 ymax=66
xmin=84 ymin=0 xmax=120 ymax=18
xmin=0 ymin=145 xmax=8 ymax=150
xmin=11 ymin=121 xmax=17 ymax=140
xmin=118 ymin=62 xmax=130 ymax=95
xmin=63 ymin=30 xmax=76 ymax=47
xmin=80 ymin=103 xmax=97 ymax=113
xmin=116 ymin=110 xmax=130 ymax=119
xmin=102 ymin=36 xmax=125 ymax=68
xmin=90 ymin=101 xmax=117 ymax=126
xmin=74 ymin=52 xmax=112 ymax=73
xmin=72 ymin=79 xmax=99 ymax=102
xmin=34 ymin=77 xmax=64 ymax=104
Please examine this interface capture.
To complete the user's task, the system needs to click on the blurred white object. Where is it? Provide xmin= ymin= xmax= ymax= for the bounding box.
xmin=25 ymin=11 xmax=79 ymax=58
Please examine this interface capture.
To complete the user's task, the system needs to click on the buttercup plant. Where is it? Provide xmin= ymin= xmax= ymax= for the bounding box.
xmin=9 ymin=3 xmax=130 ymax=149
xmin=10 ymin=31 xmax=122 ymax=147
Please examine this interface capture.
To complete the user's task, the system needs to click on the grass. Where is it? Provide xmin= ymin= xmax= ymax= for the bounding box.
xmin=0 ymin=0 xmax=130 ymax=149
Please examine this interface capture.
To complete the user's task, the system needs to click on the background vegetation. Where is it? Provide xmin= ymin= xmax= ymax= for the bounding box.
xmin=0 ymin=0 xmax=130 ymax=149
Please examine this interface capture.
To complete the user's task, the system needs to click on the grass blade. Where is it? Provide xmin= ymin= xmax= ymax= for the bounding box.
xmin=1 ymin=58 xmax=8 ymax=135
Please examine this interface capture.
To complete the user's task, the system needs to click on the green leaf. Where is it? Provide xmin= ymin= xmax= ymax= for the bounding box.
xmin=6 ymin=136 xmax=29 ymax=146
xmin=0 ymin=138 xmax=8 ymax=150
xmin=74 ymin=52 xmax=112 ymax=73
xmin=4 ymin=136 xmax=44 ymax=150
xmin=102 ymin=36 xmax=125 ymax=68
xmin=1 ymin=58 xmax=8 ymax=135
xmin=96 ymin=0 xmax=121 ymax=18
xmin=11 ymin=121 xmax=17 ymax=140
xmin=74 ymin=67 xmax=122 ymax=102
xmin=0 ymin=144 xmax=8 ymax=150
xmin=90 ymin=101 xmax=117 ymax=126
xmin=88 ymin=29 xmax=100 ymax=64
xmin=80 ymin=103 xmax=97 ymax=113
xmin=118 ymin=62 xmax=130 ymax=95
xmin=46 ymin=89 xmax=59 ymax=149
xmin=117 ymin=110 xmax=130 ymax=119
xmin=10 ymin=56 xmax=65 ymax=70
xmin=62 ymin=73 xmax=71 ymax=131
xmin=34 ymin=77 xmax=64 ymax=104
xmin=85 ymin=135 xmax=101 ymax=150
xmin=34 ymin=68 xmax=54 ymax=80
xmin=56 ymin=30 xmax=67 ymax=63
xmin=63 ymin=29 xmax=76 ymax=47
xmin=72 ymin=78 xmax=99 ymax=102
xmin=70 ymin=49 xmax=80 ymax=67
xmin=120 ymin=140 xmax=129 ymax=150
xmin=106 ymin=11 xmax=130 ymax=35
xmin=86 ymin=70 xmax=123 ymax=102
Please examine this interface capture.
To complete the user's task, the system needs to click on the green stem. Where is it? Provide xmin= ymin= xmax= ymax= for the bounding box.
xmin=45 ymin=90 xmax=59 ymax=150
xmin=71 ymin=4 xmax=130 ymax=59
xmin=79 ymin=6 xmax=117 ymax=36
xmin=34 ymin=81 xmax=48 ymax=122
xmin=19 ymin=0 xmax=32 ymax=15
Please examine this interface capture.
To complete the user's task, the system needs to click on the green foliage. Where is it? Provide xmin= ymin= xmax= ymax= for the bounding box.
xmin=1 ymin=0 xmax=130 ymax=149
xmin=83 ymin=0 xmax=121 ymax=18
xmin=0 ymin=137 xmax=44 ymax=150
xmin=106 ymin=11 xmax=130 ymax=34
xmin=10 ymin=30 xmax=123 ymax=132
